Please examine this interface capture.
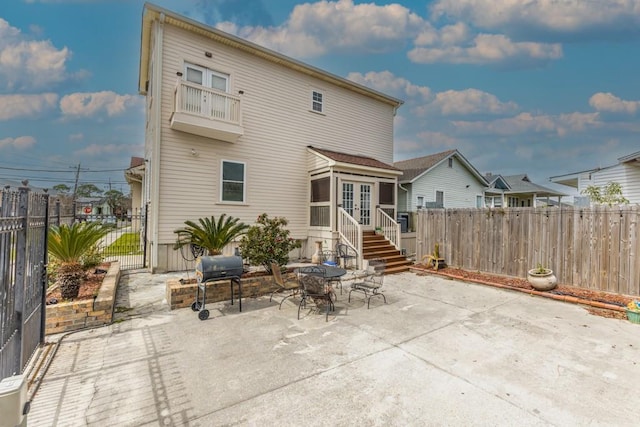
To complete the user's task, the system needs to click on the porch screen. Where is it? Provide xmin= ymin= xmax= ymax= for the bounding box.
xmin=311 ymin=177 xmax=330 ymax=202
xmin=379 ymin=182 xmax=394 ymax=205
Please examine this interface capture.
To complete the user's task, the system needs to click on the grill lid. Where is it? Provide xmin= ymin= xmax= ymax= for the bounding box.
xmin=195 ymin=255 xmax=244 ymax=282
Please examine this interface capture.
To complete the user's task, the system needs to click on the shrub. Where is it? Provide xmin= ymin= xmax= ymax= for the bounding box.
xmin=239 ymin=213 xmax=301 ymax=272
xmin=174 ymin=214 xmax=249 ymax=256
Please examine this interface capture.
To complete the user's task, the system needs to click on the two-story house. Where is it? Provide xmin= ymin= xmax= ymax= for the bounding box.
xmin=138 ymin=3 xmax=404 ymax=272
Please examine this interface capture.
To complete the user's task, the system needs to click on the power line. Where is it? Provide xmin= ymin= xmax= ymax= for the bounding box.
xmin=0 ymin=165 xmax=128 ymax=173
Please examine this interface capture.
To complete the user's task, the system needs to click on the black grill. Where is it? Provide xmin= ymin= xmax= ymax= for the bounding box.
xmin=192 ymin=255 xmax=244 ymax=321
xmin=195 ymin=255 xmax=244 ymax=282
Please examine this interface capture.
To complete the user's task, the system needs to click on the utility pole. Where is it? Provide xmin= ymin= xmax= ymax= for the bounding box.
xmin=70 ymin=163 xmax=89 ymax=222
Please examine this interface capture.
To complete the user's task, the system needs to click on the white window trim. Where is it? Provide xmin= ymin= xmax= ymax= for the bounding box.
xmin=220 ymin=159 xmax=246 ymax=204
xmin=310 ymin=88 xmax=324 ymax=114
xmin=184 ymin=61 xmax=230 ymax=93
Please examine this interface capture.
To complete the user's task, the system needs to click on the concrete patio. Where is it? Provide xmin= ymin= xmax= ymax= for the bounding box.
xmin=28 ymin=270 xmax=640 ymax=426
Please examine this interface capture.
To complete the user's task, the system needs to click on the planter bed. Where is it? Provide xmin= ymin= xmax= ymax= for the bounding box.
xmin=166 ymin=271 xmax=295 ymax=310
xmin=45 ymin=261 xmax=121 ymax=335
xmin=411 ymin=264 xmax=637 ymax=320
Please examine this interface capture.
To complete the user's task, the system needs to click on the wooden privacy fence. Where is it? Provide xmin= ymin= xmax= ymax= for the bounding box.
xmin=416 ymin=206 xmax=640 ymax=296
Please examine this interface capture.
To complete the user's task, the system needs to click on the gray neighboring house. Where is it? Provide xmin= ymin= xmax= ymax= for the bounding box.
xmin=484 ymin=173 xmax=566 ymax=208
xmin=549 ymin=150 xmax=640 ymax=205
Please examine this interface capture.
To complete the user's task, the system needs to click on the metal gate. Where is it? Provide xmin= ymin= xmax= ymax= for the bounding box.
xmin=90 ymin=208 xmax=147 ymax=270
xmin=1 ymin=185 xmax=48 ymax=381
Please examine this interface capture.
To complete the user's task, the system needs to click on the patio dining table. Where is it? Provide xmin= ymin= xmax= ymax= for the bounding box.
xmin=294 ymin=265 xmax=347 ymax=279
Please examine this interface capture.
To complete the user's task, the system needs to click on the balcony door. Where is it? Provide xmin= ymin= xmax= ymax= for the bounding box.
xmin=342 ymin=182 xmax=372 ymax=228
xmin=184 ymin=63 xmax=229 ymax=119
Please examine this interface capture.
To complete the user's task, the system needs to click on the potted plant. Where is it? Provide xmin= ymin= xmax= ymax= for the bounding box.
xmin=626 ymin=300 xmax=640 ymax=324
xmin=422 ymin=243 xmax=445 ymax=271
xmin=527 ymin=263 xmax=557 ymax=291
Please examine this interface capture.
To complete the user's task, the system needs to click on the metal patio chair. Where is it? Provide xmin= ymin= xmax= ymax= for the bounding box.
xmin=269 ymin=262 xmax=300 ymax=309
xmin=298 ymin=266 xmax=335 ymax=321
xmin=348 ymin=259 xmax=386 ymax=308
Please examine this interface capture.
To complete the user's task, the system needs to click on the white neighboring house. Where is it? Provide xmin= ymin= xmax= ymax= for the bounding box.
xmin=549 ymin=151 xmax=640 ymax=205
xmin=394 ymin=150 xmax=488 ymax=230
xmin=137 ymin=3 xmax=404 ymax=272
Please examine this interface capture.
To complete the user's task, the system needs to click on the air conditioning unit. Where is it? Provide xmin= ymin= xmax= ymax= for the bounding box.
xmin=0 ymin=375 xmax=28 ymax=427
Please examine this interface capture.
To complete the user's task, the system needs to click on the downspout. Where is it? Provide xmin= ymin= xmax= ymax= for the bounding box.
xmin=150 ymin=13 xmax=164 ymax=271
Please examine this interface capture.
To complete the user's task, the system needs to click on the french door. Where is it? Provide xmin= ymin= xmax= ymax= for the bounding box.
xmin=342 ymin=182 xmax=372 ymax=228
xmin=184 ymin=63 xmax=229 ymax=119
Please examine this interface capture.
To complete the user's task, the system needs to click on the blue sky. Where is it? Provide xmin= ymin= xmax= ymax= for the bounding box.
xmin=1 ymin=0 xmax=639 ymax=196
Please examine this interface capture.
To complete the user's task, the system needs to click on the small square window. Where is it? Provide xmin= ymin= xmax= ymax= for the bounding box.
xmin=312 ymin=90 xmax=323 ymax=113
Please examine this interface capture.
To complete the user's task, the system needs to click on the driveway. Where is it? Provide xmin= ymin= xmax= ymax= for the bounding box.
xmin=28 ymin=271 xmax=640 ymax=426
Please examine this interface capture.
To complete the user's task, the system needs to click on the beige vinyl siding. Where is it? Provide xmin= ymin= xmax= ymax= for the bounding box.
xmin=155 ymin=24 xmax=395 ymax=246
xmin=579 ymin=164 xmax=640 ymax=204
xmin=410 ymin=157 xmax=485 ymax=209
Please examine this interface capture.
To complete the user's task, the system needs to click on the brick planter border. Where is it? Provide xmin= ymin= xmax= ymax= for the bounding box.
xmin=45 ymin=261 xmax=121 ymax=335
xmin=166 ymin=272 xmax=296 ymax=310
xmin=410 ymin=266 xmax=626 ymax=313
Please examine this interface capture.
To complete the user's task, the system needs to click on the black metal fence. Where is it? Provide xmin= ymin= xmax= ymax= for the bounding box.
xmin=1 ymin=185 xmax=48 ymax=381
xmin=84 ymin=209 xmax=147 ymax=270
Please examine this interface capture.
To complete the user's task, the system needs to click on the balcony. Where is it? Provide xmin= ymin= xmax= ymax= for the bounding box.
xmin=170 ymin=80 xmax=243 ymax=143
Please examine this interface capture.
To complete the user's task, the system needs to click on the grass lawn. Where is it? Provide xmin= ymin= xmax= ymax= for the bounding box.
xmin=104 ymin=232 xmax=143 ymax=256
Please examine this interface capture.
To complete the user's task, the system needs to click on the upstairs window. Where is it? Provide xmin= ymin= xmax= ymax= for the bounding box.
xmin=448 ymin=158 xmax=453 ymax=168
xmin=221 ymin=160 xmax=245 ymax=202
xmin=311 ymin=90 xmax=323 ymax=113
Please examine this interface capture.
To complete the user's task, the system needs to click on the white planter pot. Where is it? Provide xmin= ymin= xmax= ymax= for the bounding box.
xmin=527 ymin=269 xmax=558 ymax=291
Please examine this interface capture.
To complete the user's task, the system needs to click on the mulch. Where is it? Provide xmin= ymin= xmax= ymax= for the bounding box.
xmin=47 ymin=263 xmax=110 ymax=303
xmin=413 ymin=264 xmax=639 ymax=320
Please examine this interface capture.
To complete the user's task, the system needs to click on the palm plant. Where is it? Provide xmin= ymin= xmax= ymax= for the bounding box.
xmin=48 ymin=222 xmax=108 ymax=300
xmin=174 ymin=214 xmax=249 ymax=256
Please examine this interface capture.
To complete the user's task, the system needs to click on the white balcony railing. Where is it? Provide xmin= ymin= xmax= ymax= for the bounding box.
xmin=171 ymin=80 xmax=243 ymax=142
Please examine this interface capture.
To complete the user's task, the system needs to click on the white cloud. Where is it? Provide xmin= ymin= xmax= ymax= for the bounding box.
xmin=347 ymin=71 xmax=431 ymax=101
xmin=216 ymin=0 xmax=425 ymax=57
xmin=0 ymin=18 xmax=77 ymax=90
xmin=0 ymin=135 xmax=36 ymax=150
xmin=59 ymin=91 xmax=143 ymax=118
xmin=409 ymin=33 xmax=562 ymax=66
xmin=589 ymin=92 xmax=639 ymax=114
xmin=424 ymin=88 xmax=518 ymax=116
xmin=452 ymin=112 xmax=601 ymax=136
xmin=430 ymin=0 xmax=640 ymax=40
xmin=0 ymin=93 xmax=58 ymax=120
xmin=74 ymin=143 xmax=133 ymax=157
xmin=69 ymin=132 xmax=84 ymax=141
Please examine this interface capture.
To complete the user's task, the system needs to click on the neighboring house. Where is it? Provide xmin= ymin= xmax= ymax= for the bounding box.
xmin=124 ymin=156 xmax=145 ymax=215
xmin=76 ymin=197 xmax=113 ymax=219
xmin=394 ymin=150 xmax=489 ymax=229
xmin=549 ymin=150 xmax=640 ymax=205
xmin=138 ymin=4 xmax=404 ymax=272
xmin=484 ymin=174 xmax=566 ymax=208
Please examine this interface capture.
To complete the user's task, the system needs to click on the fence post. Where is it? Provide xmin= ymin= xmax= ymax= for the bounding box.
xmin=14 ymin=183 xmax=30 ymax=374
xmin=55 ymin=198 xmax=60 ymax=226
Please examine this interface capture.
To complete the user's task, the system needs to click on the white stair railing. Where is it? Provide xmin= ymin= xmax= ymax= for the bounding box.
xmin=337 ymin=207 xmax=362 ymax=269
xmin=376 ymin=208 xmax=401 ymax=250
